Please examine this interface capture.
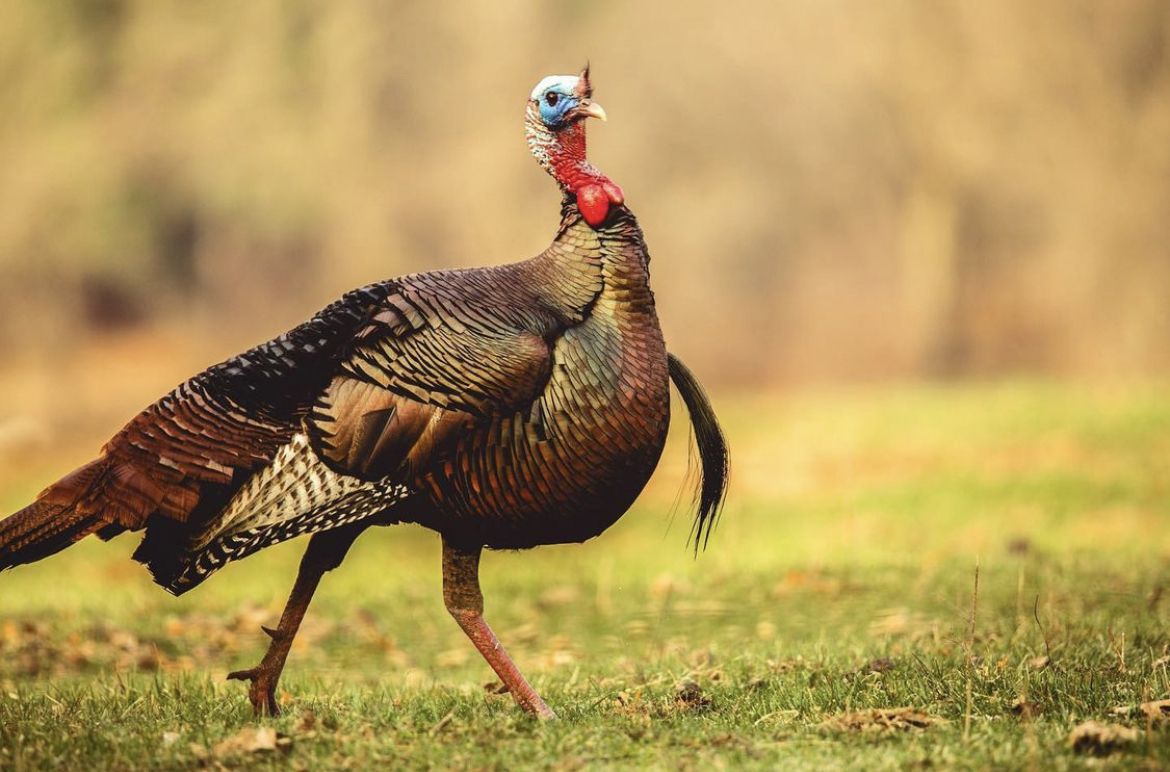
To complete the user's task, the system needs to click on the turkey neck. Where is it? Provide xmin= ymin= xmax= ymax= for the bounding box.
xmin=529 ymin=198 xmax=658 ymax=326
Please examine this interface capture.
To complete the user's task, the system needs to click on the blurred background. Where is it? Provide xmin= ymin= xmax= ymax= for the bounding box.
xmin=0 ymin=0 xmax=1167 ymax=495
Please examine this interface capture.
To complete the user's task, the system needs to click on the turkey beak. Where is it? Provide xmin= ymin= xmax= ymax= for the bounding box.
xmin=574 ymin=101 xmax=608 ymax=122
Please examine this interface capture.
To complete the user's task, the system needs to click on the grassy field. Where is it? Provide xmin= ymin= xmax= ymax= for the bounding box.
xmin=0 ymin=381 xmax=1167 ymax=770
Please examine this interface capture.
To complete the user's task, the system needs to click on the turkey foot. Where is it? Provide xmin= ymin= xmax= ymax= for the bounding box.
xmin=442 ymin=538 xmax=557 ymax=719
xmin=226 ymin=625 xmax=292 ymax=716
xmin=227 ymin=523 xmax=367 ymax=716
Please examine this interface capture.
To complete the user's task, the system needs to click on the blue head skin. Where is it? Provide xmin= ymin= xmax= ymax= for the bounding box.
xmin=531 ymin=75 xmax=581 ymax=130
xmin=529 ymin=73 xmax=607 ymax=131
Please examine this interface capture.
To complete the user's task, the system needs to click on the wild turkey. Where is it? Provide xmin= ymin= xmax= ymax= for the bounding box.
xmin=0 ymin=67 xmax=728 ymax=719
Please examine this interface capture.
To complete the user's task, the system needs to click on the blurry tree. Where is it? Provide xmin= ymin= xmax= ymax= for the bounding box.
xmin=0 ymin=0 xmax=1167 ymax=384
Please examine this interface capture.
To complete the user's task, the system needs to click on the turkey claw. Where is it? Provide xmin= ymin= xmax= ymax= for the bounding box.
xmin=226 ymin=666 xmax=257 ymax=681
xmin=226 ymin=666 xmax=282 ymax=716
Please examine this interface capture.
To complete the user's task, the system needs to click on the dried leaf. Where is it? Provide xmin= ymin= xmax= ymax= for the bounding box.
xmin=819 ymin=707 xmax=947 ymax=733
xmin=1011 ymin=698 xmax=1042 ymax=718
xmin=1140 ymin=699 xmax=1170 ymax=723
xmin=675 ymin=678 xmax=712 ymax=709
xmin=293 ymin=710 xmax=317 ymax=734
xmin=1068 ymin=721 xmax=1139 ymax=755
xmin=211 ymin=726 xmax=291 ymax=759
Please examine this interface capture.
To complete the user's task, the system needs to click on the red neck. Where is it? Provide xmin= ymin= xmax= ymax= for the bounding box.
xmin=528 ymin=110 xmax=625 ymax=227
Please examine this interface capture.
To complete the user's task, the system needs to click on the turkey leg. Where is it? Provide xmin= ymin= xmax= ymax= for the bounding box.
xmin=442 ymin=538 xmax=557 ymax=719
xmin=227 ymin=522 xmax=368 ymax=716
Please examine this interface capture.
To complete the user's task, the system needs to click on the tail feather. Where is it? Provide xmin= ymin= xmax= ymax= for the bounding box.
xmin=0 ymin=501 xmax=104 ymax=571
xmin=667 ymin=353 xmax=730 ymax=554
xmin=0 ymin=459 xmax=110 ymax=571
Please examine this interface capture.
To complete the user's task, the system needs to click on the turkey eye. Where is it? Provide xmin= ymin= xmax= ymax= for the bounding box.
xmin=545 ymin=92 xmax=560 ymax=107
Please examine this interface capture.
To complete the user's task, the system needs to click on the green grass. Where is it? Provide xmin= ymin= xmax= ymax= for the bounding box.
xmin=1 ymin=381 xmax=1168 ymax=770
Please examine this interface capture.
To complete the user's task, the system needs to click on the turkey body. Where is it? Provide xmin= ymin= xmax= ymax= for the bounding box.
xmin=79 ymin=199 xmax=668 ymax=593
xmin=401 ymin=204 xmax=669 ymax=549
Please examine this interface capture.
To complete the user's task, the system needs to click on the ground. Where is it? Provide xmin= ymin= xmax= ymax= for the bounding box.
xmin=0 ymin=381 xmax=1167 ymax=770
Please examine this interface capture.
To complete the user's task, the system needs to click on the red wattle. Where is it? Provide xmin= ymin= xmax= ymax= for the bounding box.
xmin=543 ymin=122 xmax=625 ymax=228
xmin=577 ymin=184 xmax=610 ymax=227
